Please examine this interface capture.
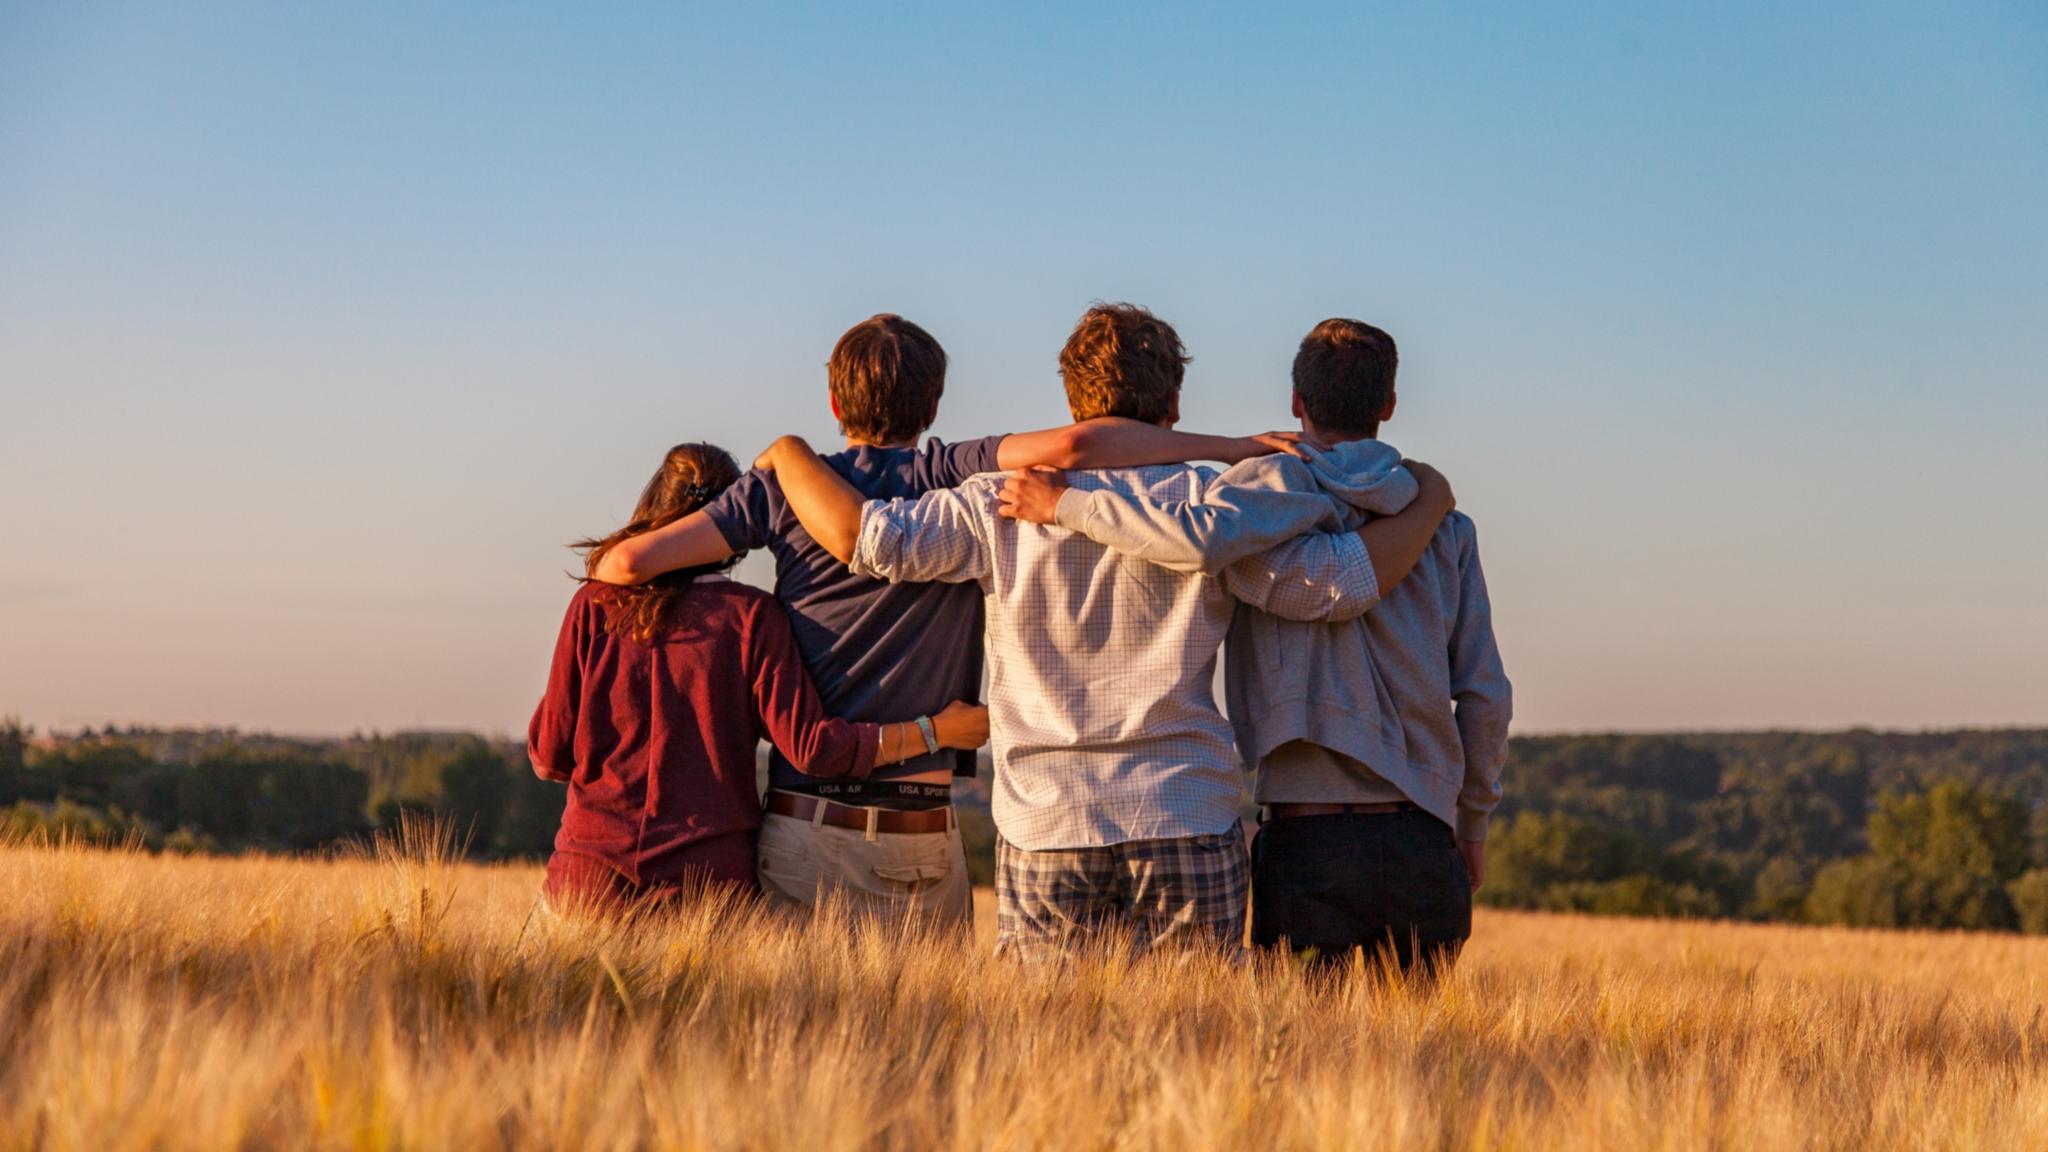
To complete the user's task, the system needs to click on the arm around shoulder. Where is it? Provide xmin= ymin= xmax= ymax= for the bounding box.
xmin=1043 ymin=456 xmax=1342 ymax=575
xmin=590 ymin=511 xmax=735 ymax=585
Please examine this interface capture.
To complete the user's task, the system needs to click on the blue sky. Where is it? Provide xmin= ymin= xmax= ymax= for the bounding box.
xmin=2 ymin=1 xmax=2044 ymax=735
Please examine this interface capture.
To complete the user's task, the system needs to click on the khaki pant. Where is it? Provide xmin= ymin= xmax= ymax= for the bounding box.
xmin=757 ymin=809 xmax=972 ymax=928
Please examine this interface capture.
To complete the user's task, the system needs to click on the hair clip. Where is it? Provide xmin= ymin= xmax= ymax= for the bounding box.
xmin=684 ymin=483 xmax=713 ymax=504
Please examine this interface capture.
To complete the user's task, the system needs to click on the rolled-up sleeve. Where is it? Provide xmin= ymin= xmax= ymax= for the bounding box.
xmin=850 ymin=486 xmax=991 ymax=586
xmin=1222 ymin=530 xmax=1380 ymax=623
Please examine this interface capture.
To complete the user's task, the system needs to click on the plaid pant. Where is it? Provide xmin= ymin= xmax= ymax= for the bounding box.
xmin=995 ymin=822 xmax=1249 ymax=961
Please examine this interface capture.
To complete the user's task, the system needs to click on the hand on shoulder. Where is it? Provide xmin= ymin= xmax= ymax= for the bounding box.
xmin=997 ymin=467 xmax=1068 ymax=526
xmin=1402 ymin=459 xmax=1456 ymax=515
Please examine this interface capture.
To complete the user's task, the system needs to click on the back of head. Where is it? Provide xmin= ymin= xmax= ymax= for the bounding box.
xmin=577 ymin=442 xmax=743 ymax=642
xmin=829 ymin=314 xmax=948 ymax=445
xmin=1293 ymin=318 xmax=1398 ymax=438
xmin=1058 ymin=302 xmax=1189 ymax=425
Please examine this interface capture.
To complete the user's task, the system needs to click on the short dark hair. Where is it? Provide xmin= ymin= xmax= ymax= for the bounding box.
xmin=829 ymin=314 xmax=947 ymax=444
xmin=1292 ymin=318 xmax=1398 ymax=437
xmin=1058 ymin=303 xmax=1188 ymax=423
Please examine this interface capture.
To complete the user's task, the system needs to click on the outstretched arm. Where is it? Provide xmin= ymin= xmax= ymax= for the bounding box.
xmin=1220 ymin=474 xmax=1452 ymax=621
xmin=1357 ymin=462 xmax=1456 ymax=599
xmin=995 ymin=417 xmax=1311 ymax=472
xmin=745 ymin=598 xmax=994 ymax=778
xmin=999 ymin=461 xmax=1455 ymax=600
xmin=756 ymin=435 xmax=868 ymax=564
xmin=589 ymin=512 xmax=736 ymax=585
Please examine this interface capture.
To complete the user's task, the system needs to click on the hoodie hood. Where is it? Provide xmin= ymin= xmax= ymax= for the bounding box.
xmin=1297 ymin=438 xmax=1416 ymax=517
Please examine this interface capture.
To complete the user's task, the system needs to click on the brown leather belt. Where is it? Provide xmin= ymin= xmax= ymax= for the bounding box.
xmin=1267 ymin=801 xmax=1418 ymax=820
xmin=763 ymin=791 xmax=955 ymax=835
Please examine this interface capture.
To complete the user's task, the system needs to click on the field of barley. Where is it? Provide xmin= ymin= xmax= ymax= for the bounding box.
xmin=3 ymin=827 xmax=2045 ymax=1151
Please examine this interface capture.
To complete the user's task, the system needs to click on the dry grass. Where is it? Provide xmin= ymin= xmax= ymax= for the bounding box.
xmin=3 ymin=826 xmax=2045 ymax=1151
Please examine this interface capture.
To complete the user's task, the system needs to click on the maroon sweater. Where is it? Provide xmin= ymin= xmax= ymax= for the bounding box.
xmin=528 ymin=576 xmax=880 ymax=893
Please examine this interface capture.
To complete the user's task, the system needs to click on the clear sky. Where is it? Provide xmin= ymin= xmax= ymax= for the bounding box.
xmin=3 ymin=2 xmax=2044 ymax=737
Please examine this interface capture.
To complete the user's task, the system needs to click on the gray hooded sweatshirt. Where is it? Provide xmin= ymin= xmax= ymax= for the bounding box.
xmin=1051 ymin=438 xmax=1512 ymax=840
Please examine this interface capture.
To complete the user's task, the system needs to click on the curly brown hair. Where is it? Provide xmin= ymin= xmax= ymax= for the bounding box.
xmin=829 ymin=314 xmax=948 ymax=445
xmin=575 ymin=443 xmax=743 ymax=643
xmin=1057 ymin=303 xmax=1189 ymax=425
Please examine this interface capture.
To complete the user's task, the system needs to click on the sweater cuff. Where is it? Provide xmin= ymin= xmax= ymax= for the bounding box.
xmin=1455 ymin=808 xmax=1490 ymax=842
xmin=1052 ymin=487 xmax=1093 ymax=532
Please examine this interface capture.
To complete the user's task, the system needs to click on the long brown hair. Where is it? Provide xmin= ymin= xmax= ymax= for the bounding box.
xmin=575 ymin=442 xmax=743 ymax=642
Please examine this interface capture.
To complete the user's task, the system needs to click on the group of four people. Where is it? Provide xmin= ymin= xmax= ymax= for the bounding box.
xmin=528 ymin=303 xmax=1510 ymax=971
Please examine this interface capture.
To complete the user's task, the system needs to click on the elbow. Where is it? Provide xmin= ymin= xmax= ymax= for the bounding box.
xmin=528 ymin=750 xmax=570 ymax=782
xmin=594 ymin=541 xmax=647 ymax=585
xmin=1046 ymin=425 xmax=1092 ymax=470
xmin=823 ymin=533 xmax=858 ymax=567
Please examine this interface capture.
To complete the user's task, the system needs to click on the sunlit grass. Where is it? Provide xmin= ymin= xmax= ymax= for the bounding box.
xmin=2 ymin=827 xmax=2044 ymax=1149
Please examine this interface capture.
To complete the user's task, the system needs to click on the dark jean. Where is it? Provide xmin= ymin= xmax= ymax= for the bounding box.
xmin=1251 ymin=809 xmax=1472 ymax=975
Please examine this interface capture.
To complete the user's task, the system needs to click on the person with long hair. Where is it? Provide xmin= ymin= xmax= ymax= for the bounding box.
xmin=528 ymin=442 xmax=989 ymax=913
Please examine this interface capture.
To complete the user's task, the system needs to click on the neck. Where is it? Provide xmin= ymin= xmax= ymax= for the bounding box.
xmin=847 ymin=436 xmax=919 ymax=450
xmin=1304 ymin=424 xmax=1379 ymax=445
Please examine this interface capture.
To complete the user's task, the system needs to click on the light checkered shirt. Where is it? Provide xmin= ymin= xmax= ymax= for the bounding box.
xmin=851 ymin=464 xmax=1380 ymax=851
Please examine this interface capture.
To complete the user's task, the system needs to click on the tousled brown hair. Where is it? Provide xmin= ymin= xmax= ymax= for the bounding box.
xmin=1058 ymin=303 xmax=1188 ymax=424
xmin=829 ymin=314 xmax=947 ymax=445
xmin=576 ymin=443 xmax=743 ymax=642
xmin=1293 ymin=318 xmax=1398 ymax=437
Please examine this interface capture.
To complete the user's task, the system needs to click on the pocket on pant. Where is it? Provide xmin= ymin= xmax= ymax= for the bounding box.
xmin=757 ymin=818 xmax=812 ymax=877
xmin=872 ymin=832 xmax=957 ymax=889
xmin=873 ymin=862 xmax=951 ymax=887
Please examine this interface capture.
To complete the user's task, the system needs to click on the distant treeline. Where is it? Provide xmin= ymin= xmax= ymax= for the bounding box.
xmin=3 ymin=721 xmax=2045 ymax=934
xmin=0 ymin=722 xmax=564 ymax=860
xmin=1486 ymin=730 xmax=2048 ymax=933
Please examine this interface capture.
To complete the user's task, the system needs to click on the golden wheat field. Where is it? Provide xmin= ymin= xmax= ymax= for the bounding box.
xmin=3 ymin=828 xmax=2045 ymax=1151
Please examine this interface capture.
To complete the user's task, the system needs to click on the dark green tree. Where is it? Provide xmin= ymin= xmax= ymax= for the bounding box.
xmin=438 ymin=741 xmax=511 ymax=853
xmin=1806 ymin=779 xmax=2029 ymax=931
xmin=0 ymin=718 xmax=24 ymax=805
xmin=2005 ymin=870 xmax=2048 ymax=935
